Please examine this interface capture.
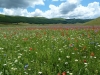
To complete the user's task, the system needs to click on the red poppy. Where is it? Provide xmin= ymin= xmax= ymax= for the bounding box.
xmin=74 ymin=48 xmax=77 ymax=50
xmin=23 ymin=38 xmax=28 ymax=41
xmin=44 ymin=32 xmax=46 ymax=35
xmin=84 ymin=60 xmax=86 ymax=63
xmin=29 ymin=48 xmax=32 ymax=51
xmin=68 ymin=37 xmax=70 ymax=40
xmin=61 ymin=32 xmax=64 ymax=36
xmin=4 ymin=35 xmax=6 ymax=38
xmin=62 ymin=72 xmax=66 ymax=75
xmin=90 ymin=52 xmax=94 ymax=56
xmin=57 ymin=73 xmax=60 ymax=75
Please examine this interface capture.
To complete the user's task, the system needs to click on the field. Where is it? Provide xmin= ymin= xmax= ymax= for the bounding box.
xmin=0 ymin=25 xmax=100 ymax=75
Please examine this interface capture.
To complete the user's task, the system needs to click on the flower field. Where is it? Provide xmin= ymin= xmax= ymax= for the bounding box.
xmin=0 ymin=26 xmax=100 ymax=75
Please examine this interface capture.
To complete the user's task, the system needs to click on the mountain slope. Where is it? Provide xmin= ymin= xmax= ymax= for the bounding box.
xmin=85 ymin=17 xmax=100 ymax=25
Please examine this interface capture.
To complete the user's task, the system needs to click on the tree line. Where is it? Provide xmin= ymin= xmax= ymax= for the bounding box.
xmin=0 ymin=14 xmax=92 ymax=24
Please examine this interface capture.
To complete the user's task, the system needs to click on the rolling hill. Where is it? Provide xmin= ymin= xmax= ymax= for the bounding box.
xmin=84 ymin=17 xmax=100 ymax=25
xmin=0 ymin=14 xmax=92 ymax=24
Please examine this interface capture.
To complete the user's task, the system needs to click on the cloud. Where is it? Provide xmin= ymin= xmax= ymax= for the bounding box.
xmin=30 ymin=9 xmax=43 ymax=17
xmin=0 ymin=0 xmax=44 ymax=9
xmin=59 ymin=0 xmax=80 ymax=14
xmin=67 ymin=0 xmax=81 ymax=4
xmin=0 ymin=0 xmax=100 ymax=19
xmin=59 ymin=2 xmax=77 ymax=14
xmin=1 ymin=8 xmax=29 ymax=17
xmin=49 ymin=1 xmax=100 ymax=19
xmin=52 ymin=0 xmax=59 ymax=1
xmin=67 ymin=2 xmax=100 ymax=19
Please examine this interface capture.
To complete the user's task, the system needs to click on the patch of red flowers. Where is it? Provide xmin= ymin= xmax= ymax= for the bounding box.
xmin=83 ymin=60 xmax=86 ymax=63
xmin=57 ymin=73 xmax=60 ymax=75
xmin=57 ymin=72 xmax=66 ymax=75
xmin=74 ymin=47 xmax=78 ymax=50
xmin=90 ymin=52 xmax=94 ymax=56
xmin=62 ymin=72 xmax=66 ymax=75
xmin=29 ymin=48 xmax=32 ymax=51
xmin=23 ymin=38 xmax=28 ymax=41
xmin=4 ymin=35 xmax=6 ymax=38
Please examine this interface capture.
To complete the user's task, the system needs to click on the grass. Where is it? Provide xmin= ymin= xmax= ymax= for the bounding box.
xmin=0 ymin=23 xmax=84 ymax=27
xmin=0 ymin=26 xmax=100 ymax=75
xmin=84 ymin=17 xmax=100 ymax=25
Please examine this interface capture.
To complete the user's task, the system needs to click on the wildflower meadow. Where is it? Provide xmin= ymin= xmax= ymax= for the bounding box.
xmin=0 ymin=26 xmax=100 ymax=75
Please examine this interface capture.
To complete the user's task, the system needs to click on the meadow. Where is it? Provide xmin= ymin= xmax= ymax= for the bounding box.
xmin=0 ymin=25 xmax=100 ymax=75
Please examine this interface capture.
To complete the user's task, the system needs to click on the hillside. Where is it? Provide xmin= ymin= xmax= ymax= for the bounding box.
xmin=85 ymin=17 xmax=100 ymax=25
xmin=0 ymin=14 xmax=92 ymax=24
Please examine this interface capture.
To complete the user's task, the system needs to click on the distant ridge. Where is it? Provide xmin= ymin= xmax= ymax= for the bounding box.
xmin=84 ymin=17 xmax=100 ymax=25
xmin=0 ymin=14 xmax=92 ymax=24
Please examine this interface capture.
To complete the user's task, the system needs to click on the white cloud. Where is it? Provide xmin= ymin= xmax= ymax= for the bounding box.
xmin=1 ymin=8 xmax=29 ymax=16
xmin=0 ymin=0 xmax=100 ymax=19
xmin=59 ymin=2 xmax=78 ymax=14
xmin=52 ymin=0 xmax=59 ymax=1
xmin=67 ymin=2 xmax=100 ymax=19
xmin=67 ymin=0 xmax=80 ymax=4
xmin=30 ymin=9 xmax=44 ymax=17
xmin=0 ymin=0 xmax=44 ymax=8
xmin=28 ymin=0 xmax=44 ymax=7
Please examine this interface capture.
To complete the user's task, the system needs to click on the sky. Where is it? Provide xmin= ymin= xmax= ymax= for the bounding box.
xmin=0 ymin=0 xmax=100 ymax=19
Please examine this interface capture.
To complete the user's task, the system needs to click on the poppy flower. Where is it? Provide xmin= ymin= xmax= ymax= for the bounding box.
xmin=4 ymin=35 xmax=6 ymax=38
xmin=57 ymin=73 xmax=60 ymax=75
xmin=90 ymin=52 xmax=94 ymax=56
xmin=29 ymin=48 xmax=32 ymax=51
xmin=44 ymin=32 xmax=46 ymax=35
xmin=83 ymin=60 xmax=86 ymax=63
xmin=62 ymin=72 xmax=66 ymax=75
xmin=23 ymin=38 xmax=28 ymax=41
xmin=74 ymin=48 xmax=77 ymax=50
xmin=61 ymin=32 xmax=64 ymax=36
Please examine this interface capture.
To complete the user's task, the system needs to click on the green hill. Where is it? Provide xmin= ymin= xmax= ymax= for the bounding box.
xmin=84 ymin=17 xmax=100 ymax=25
xmin=0 ymin=14 xmax=92 ymax=24
xmin=0 ymin=14 xmax=5 ymax=17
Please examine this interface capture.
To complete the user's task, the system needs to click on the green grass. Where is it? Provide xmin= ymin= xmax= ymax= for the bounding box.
xmin=0 ymin=27 xmax=100 ymax=75
xmin=84 ymin=17 xmax=100 ymax=25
